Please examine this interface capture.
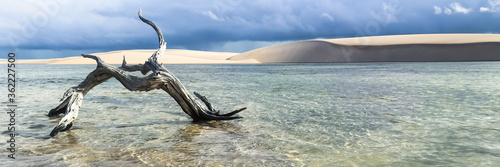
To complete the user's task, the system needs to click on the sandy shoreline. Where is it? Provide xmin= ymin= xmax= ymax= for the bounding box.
xmin=6 ymin=34 xmax=500 ymax=64
xmin=11 ymin=49 xmax=258 ymax=64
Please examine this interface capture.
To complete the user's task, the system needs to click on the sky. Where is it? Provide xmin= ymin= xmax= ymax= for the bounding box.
xmin=2 ymin=0 xmax=500 ymax=59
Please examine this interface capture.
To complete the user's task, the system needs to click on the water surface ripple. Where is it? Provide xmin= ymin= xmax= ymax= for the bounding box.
xmin=2 ymin=62 xmax=500 ymax=166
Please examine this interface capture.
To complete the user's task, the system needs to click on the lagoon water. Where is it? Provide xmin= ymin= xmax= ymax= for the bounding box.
xmin=2 ymin=62 xmax=500 ymax=166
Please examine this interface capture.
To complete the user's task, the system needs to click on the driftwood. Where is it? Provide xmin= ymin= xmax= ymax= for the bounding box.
xmin=48 ymin=10 xmax=246 ymax=137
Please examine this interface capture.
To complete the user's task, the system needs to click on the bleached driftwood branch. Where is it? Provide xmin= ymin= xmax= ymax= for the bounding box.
xmin=48 ymin=10 xmax=246 ymax=137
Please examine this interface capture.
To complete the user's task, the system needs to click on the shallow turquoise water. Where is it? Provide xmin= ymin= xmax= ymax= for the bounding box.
xmin=2 ymin=62 xmax=500 ymax=166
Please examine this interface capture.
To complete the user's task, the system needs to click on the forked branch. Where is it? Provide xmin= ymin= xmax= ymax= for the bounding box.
xmin=48 ymin=10 xmax=246 ymax=137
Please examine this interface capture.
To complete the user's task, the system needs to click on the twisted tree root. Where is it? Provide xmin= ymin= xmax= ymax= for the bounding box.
xmin=48 ymin=10 xmax=246 ymax=137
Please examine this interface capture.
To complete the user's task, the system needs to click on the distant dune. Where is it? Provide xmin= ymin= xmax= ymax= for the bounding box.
xmin=9 ymin=34 xmax=500 ymax=64
xmin=229 ymin=34 xmax=500 ymax=63
xmin=15 ymin=49 xmax=258 ymax=64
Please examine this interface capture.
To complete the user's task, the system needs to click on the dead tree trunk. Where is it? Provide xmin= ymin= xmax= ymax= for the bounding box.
xmin=48 ymin=10 xmax=246 ymax=137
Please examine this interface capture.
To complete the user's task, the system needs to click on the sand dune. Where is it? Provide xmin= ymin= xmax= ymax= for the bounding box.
xmin=229 ymin=34 xmax=500 ymax=63
xmin=16 ymin=49 xmax=258 ymax=64
xmin=10 ymin=34 xmax=500 ymax=64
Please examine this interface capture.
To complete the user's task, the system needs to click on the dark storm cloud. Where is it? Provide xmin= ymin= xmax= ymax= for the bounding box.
xmin=1 ymin=0 xmax=500 ymax=58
